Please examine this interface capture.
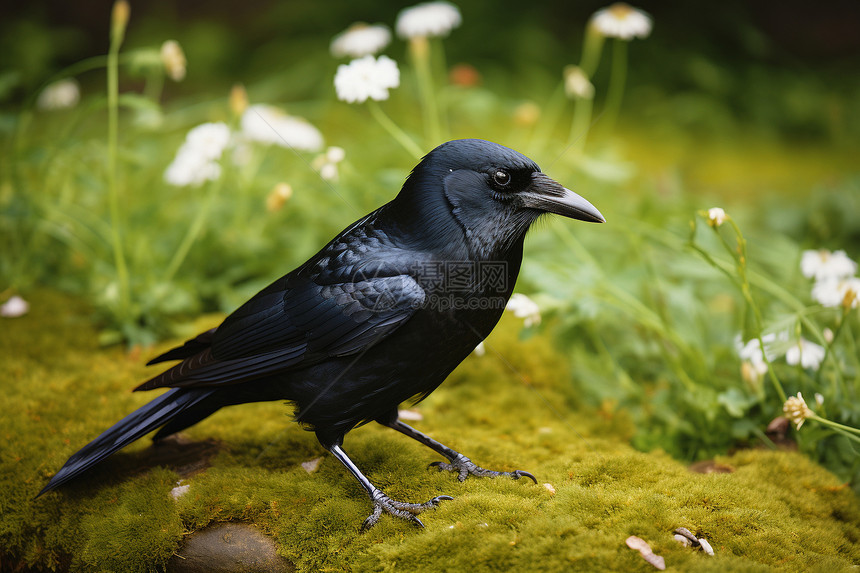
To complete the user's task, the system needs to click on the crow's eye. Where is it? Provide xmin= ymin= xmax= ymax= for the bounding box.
xmin=492 ymin=169 xmax=511 ymax=188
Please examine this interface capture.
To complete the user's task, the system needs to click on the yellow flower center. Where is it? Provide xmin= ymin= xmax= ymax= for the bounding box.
xmin=608 ymin=3 xmax=634 ymax=20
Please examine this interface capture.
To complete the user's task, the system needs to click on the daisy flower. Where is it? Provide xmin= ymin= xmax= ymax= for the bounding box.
xmin=506 ymin=293 xmax=541 ymax=327
xmin=590 ymin=3 xmax=652 ymax=40
xmin=312 ymin=146 xmax=346 ymax=181
xmin=706 ymin=207 xmax=727 ymax=227
xmin=800 ymin=249 xmax=857 ymax=281
xmin=785 ymin=338 xmax=826 ymax=370
xmin=563 ymin=65 xmax=595 ymax=100
xmin=735 ymin=331 xmax=786 ymax=372
xmin=37 ymin=79 xmax=80 ymax=110
xmin=185 ymin=122 xmax=232 ymax=160
xmin=741 ymin=360 xmax=767 ymax=388
xmin=160 ymin=40 xmax=186 ymax=81
xmin=783 ymin=392 xmax=813 ymax=430
xmin=164 ymin=122 xmax=231 ymax=187
xmin=812 ymin=277 xmax=860 ymax=309
xmin=334 ymin=55 xmax=400 ymax=103
xmin=240 ymin=104 xmax=324 ymax=151
xmin=396 ymin=1 xmax=462 ymax=39
xmin=331 ymin=23 xmax=391 ymax=58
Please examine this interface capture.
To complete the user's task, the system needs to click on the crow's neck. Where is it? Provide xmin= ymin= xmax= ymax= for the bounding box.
xmin=378 ymin=199 xmax=531 ymax=265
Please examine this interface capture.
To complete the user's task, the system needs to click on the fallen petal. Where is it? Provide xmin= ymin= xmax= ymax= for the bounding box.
xmin=698 ymin=538 xmax=714 ymax=556
xmin=398 ymin=409 xmax=423 ymax=421
xmin=626 ymin=536 xmax=666 ymax=570
xmin=170 ymin=484 xmax=190 ymax=499
xmin=301 ymin=457 xmax=323 ymax=473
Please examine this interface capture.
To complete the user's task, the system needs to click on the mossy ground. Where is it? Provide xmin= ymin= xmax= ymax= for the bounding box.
xmin=2 ymin=291 xmax=859 ymax=572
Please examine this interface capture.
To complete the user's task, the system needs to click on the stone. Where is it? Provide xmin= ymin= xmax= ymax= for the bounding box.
xmin=168 ymin=522 xmax=293 ymax=573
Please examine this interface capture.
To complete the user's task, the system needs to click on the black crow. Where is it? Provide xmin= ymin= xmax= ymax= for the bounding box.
xmin=38 ymin=139 xmax=604 ymax=529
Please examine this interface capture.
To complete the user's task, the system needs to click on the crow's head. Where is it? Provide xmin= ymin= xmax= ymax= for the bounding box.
xmin=390 ymin=139 xmax=604 ymax=258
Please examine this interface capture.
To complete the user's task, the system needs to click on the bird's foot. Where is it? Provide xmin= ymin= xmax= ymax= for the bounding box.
xmin=430 ymin=453 xmax=537 ymax=483
xmin=361 ymin=489 xmax=453 ymax=531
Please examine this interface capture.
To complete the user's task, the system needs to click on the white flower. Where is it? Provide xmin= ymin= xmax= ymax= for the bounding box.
xmin=185 ymin=122 xmax=232 ymax=160
xmin=241 ymin=104 xmax=324 ymax=151
xmin=325 ymin=146 xmax=346 ymax=163
xmin=164 ymin=122 xmax=231 ymax=187
xmin=1 ymin=295 xmax=29 ymax=318
xmin=707 ymin=207 xmax=727 ymax=227
xmin=800 ymin=249 xmax=857 ymax=281
xmin=741 ymin=360 xmax=767 ymax=387
xmin=811 ymin=277 xmax=860 ymax=309
xmin=164 ymin=148 xmax=222 ymax=187
xmin=563 ymin=65 xmax=595 ymax=100
xmin=331 ymin=23 xmax=391 ymax=58
xmin=785 ymin=338 xmax=826 ymax=370
xmin=396 ymin=1 xmax=462 ymax=39
xmin=160 ymin=40 xmax=187 ymax=81
xmin=506 ymin=293 xmax=541 ymax=327
xmin=735 ymin=331 xmax=787 ymax=375
xmin=783 ymin=392 xmax=813 ymax=430
xmin=591 ymin=3 xmax=652 ymax=40
xmin=334 ymin=55 xmax=400 ymax=103
xmin=36 ymin=78 xmax=80 ymax=110
xmin=312 ymin=146 xmax=346 ymax=181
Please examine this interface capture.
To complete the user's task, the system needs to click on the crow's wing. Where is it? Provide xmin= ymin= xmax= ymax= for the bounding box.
xmin=135 ymin=270 xmax=425 ymax=391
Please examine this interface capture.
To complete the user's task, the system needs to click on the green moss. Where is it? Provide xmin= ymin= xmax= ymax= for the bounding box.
xmin=2 ymin=291 xmax=859 ymax=571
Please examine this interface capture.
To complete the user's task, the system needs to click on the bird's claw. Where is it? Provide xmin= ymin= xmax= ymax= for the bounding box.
xmin=430 ymin=454 xmax=537 ymax=483
xmin=360 ymin=490 xmax=453 ymax=531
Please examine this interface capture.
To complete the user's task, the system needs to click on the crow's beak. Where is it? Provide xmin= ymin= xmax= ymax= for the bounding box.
xmin=519 ymin=172 xmax=605 ymax=223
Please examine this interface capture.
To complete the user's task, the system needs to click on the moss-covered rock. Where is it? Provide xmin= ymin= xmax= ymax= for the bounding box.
xmin=2 ymin=291 xmax=858 ymax=571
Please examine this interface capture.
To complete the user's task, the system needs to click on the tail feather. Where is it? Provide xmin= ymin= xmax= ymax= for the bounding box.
xmin=146 ymin=328 xmax=217 ymax=365
xmin=37 ymin=388 xmax=215 ymax=496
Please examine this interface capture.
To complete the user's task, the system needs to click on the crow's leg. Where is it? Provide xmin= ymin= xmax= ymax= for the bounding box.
xmin=328 ymin=444 xmax=452 ymax=531
xmin=384 ymin=419 xmax=537 ymax=483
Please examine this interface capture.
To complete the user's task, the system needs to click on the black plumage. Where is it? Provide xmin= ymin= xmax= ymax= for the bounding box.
xmin=38 ymin=139 xmax=604 ymax=529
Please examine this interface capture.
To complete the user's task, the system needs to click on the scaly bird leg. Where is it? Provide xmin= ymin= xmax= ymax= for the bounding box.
xmin=384 ymin=419 xmax=537 ymax=483
xmin=328 ymin=444 xmax=452 ymax=531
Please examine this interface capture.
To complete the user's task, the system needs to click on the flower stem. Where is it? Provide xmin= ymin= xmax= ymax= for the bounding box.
xmin=809 ymin=414 xmax=860 ymax=443
xmin=107 ymin=0 xmax=130 ymax=318
xmin=569 ymin=95 xmax=594 ymax=152
xmin=530 ymin=84 xmax=565 ymax=156
xmin=580 ymin=24 xmax=606 ymax=78
xmin=163 ymin=177 xmax=221 ymax=285
xmin=563 ymin=25 xmax=604 ymax=152
xmin=143 ymin=68 xmax=164 ymax=103
xmin=601 ymin=39 xmax=628 ymax=137
xmin=722 ymin=218 xmax=787 ymax=402
xmin=815 ymin=306 xmax=849 ymax=396
xmin=409 ymin=36 xmax=442 ymax=146
xmin=367 ymin=100 xmax=423 ymax=160
xmin=430 ymin=38 xmax=450 ymax=140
